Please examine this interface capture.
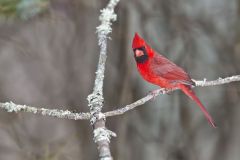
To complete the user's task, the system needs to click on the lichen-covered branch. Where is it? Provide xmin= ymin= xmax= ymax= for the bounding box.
xmin=1 ymin=74 xmax=239 ymax=122
xmin=87 ymin=0 xmax=119 ymax=159
xmin=104 ymin=75 xmax=240 ymax=117
xmin=193 ymin=75 xmax=240 ymax=87
xmin=0 ymin=101 xmax=90 ymax=120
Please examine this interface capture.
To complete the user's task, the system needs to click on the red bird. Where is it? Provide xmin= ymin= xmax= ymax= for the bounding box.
xmin=132 ymin=33 xmax=216 ymax=128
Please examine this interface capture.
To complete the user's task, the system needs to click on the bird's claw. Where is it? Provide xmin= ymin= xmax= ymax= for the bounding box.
xmin=148 ymin=88 xmax=172 ymax=101
xmin=148 ymin=90 xmax=160 ymax=101
xmin=163 ymin=88 xmax=173 ymax=95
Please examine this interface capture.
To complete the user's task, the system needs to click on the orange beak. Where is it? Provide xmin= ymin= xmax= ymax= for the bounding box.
xmin=135 ymin=49 xmax=144 ymax=57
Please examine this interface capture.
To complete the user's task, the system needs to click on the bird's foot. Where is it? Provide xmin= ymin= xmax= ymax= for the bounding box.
xmin=161 ymin=88 xmax=173 ymax=95
xmin=148 ymin=90 xmax=160 ymax=101
xmin=159 ymin=88 xmax=168 ymax=94
xmin=148 ymin=88 xmax=173 ymax=101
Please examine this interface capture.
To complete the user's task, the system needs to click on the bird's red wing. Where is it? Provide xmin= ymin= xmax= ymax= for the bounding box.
xmin=150 ymin=53 xmax=194 ymax=86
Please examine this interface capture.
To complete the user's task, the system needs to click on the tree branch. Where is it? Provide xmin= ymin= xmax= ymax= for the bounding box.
xmin=1 ymin=74 xmax=239 ymax=123
xmin=193 ymin=75 xmax=240 ymax=87
xmin=104 ymin=75 xmax=240 ymax=117
xmin=87 ymin=0 xmax=119 ymax=159
xmin=0 ymin=102 xmax=90 ymax=120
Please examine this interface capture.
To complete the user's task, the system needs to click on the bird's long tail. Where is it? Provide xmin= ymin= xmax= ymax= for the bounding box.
xmin=178 ymin=84 xmax=216 ymax=128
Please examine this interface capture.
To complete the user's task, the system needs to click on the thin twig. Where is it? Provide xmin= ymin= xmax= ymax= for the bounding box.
xmin=104 ymin=75 xmax=240 ymax=117
xmin=87 ymin=0 xmax=119 ymax=159
xmin=0 ymin=102 xmax=90 ymax=120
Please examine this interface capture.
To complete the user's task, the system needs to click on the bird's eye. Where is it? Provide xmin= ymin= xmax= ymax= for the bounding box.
xmin=134 ymin=46 xmax=145 ymax=52
xmin=139 ymin=46 xmax=146 ymax=51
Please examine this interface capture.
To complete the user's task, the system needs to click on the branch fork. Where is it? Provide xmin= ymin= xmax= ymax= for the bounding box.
xmin=1 ymin=0 xmax=240 ymax=159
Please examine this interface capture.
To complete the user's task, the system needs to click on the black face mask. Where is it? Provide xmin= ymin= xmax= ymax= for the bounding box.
xmin=133 ymin=46 xmax=149 ymax=63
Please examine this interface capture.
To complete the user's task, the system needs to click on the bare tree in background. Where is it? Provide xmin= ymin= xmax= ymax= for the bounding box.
xmin=0 ymin=0 xmax=240 ymax=160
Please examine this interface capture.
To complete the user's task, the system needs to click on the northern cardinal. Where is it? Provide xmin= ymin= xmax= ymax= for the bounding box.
xmin=132 ymin=33 xmax=216 ymax=128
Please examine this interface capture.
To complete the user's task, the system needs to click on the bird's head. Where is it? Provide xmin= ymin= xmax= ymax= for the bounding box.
xmin=132 ymin=33 xmax=153 ymax=64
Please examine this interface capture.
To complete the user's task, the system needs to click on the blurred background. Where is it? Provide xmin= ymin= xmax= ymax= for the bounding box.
xmin=0 ymin=0 xmax=239 ymax=159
